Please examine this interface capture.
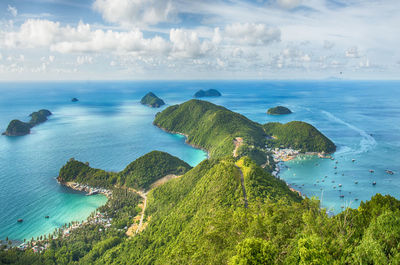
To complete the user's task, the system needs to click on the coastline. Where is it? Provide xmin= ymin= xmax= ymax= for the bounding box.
xmin=58 ymin=180 xmax=112 ymax=199
xmin=154 ymin=124 xmax=211 ymax=159
xmin=270 ymin=148 xmax=334 ymax=198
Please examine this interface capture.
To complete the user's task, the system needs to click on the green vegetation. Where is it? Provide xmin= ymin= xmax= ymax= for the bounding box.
xmin=140 ymin=92 xmax=165 ymax=108
xmin=57 ymin=151 xmax=192 ymax=190
xmin=154 ymin=100 xmax=335 ymax=166
xmin=263 ymin=121 xmax=336 ymax=153
xmin=154 ymin=99 xmax=268 ymax=161
xmin=267 ymin=106 xmax=292 ymax=115
xmin=194 ymin=89 xmax=221 ymax=98
xmin=2 ymin=154 xmax=400 ymax=264
xmin=2 ymin=109 xmax=52 ymax=136
xmin=2 ymin=120 xmax=31 ymax=136
xmin=0 ymin=188 xmax=141 ymax=265
xmin=29 ymin=109 xmax=52 ymax=126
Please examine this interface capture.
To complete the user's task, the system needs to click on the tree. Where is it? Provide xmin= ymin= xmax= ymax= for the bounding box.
xmin=229 ymin=237 xmax=277 ymax=265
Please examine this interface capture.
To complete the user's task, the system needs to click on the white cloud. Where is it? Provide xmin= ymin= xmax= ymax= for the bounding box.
xmin=93 ymin=0 xmax=175 ymax=27
xmin=76 ymin=55 xmax=93 ymax=65
xmin=7 ymin=5 xmax=18 ymax=17
xmin=345 ymin=46 xmax=360 ymax=58
xmin=169 ymin=29 xmax=215 ymax=58
xmin=276 ymin=0 xmax=302 ymax=9
xmin=224 ymin=23 xmax=280 ymax=46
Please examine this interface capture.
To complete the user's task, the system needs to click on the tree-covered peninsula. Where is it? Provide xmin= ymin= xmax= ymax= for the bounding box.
xmin=57 ymin=151 xmax=192 ymax=191
xmin=2 ymin=109 xmax=52 ymax=136
xmin=140 ymin=92 xmax=165 ymax=108
xmin=194 ymin=89 xmax=222 ymax=98
xmin=267 ymin=106 xmax=292 ymax=115
xmin=154 ymin=100 xmax=335 ymax=163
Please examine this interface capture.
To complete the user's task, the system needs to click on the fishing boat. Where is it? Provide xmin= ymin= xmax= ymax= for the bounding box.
xmin=372 ymin=181 xmax=377 ymax=185
xmin=385 ymin=170 xmax=394 ymax=175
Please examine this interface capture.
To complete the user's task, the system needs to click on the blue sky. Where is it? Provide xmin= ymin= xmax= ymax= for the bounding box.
xmin=0 ymin=0 xmax=399 ymax=80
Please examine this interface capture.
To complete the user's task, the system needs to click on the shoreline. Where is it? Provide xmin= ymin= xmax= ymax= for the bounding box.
xmin=58 ymin=180 xmax=112 ymax=199
xmin=154 ymin=124 xmax=211 ymax=159
xmin=270 ymin=148 xmax=334 ymax=197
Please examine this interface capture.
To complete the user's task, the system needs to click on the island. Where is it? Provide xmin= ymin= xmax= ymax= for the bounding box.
xmin=2 ymin=120 xmax=31 ymax=136
xmin=2 ymin=109 xmax=52 ymax=136
xmin=71 ymin=98 xmax=79 ymax=102
xmin=140 ymin=92 xmax=165 ymax=108
xmin=267 ymin=106 xmax=292 ymax=115
xmin=193 ymin=89 xmax=221 ymax=98
xmin=29 ymin=109 xmax=52 ymax=126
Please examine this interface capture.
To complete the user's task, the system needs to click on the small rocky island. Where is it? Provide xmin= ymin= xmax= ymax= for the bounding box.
xmin=194 ymin=89 xmax=221 ymax=98
xmin=267 ymin=106 xmax=292 ymax=115
xmin=71 ymin=98 xmax=79 ymax=102
xmin=2 ymin=109 xmax=52 ymax=136
xmin=141 ymin=92 xmax=165 ymax=108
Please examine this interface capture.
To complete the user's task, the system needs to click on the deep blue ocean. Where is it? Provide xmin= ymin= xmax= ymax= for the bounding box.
xmin=0 ymin=81 xmax=399 ymax=241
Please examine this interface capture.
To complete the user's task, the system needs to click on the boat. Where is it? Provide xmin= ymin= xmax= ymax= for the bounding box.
xmin=322 ymin=180 xmax=325 ymax=182
xmin=334 ymin=166 xmax=337 ymax=169
xmin=17 ymin=219 xmax=23 ymax=223
xmin=336 ymin=161 xmax=338 ymax=164
xmin=385 ymin=170 xmax=394 ymax=175
xmin=333 ymin=186 xmax=336 ymax=189
xmin=334 ymin=172 xmax=337 ymax=174
xmin=354 ymin=181 xmax=358 ymax=184
xmin=355 ymin=198 xmax=359 ymax=201
xmin=338 ymin=184 xmax=342 ymax=187
xmin=372 ymin=181 xmax=376 ymax=185
xmin=325 ymin=176 xmax=328 ymax=178
xmin=369 ymin=169 xmax=374 ymax=173
xmin=45 ymin=216 xmax=49 ymax=219
xmin=340 ymin=195 xmax=344 ymax=198
xmin=352 ymin=159 xmax=356 ymax=162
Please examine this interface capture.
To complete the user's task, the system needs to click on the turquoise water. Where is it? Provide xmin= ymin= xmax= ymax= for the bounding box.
xmin=1 ymin=81 xmax=399 ymax=240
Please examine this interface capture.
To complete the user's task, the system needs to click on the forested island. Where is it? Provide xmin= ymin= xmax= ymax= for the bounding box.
xmin=194 ymin=89 xmax=221 ymax=98
xmin=2 ymin=109 xmax=52 ymax=136
xmin=2 ymin=100 xmax=400 ymax=265
xmin=140 ymin=92 xmax=165 ymax=108
xmin=267 ymin=106 xmax=292 ymax=115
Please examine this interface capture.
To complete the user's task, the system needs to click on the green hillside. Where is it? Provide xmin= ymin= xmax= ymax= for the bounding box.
xmin=154 ymin=100 xmax=336 ymax=164
xmin=154 ymin=99 xmax=268 ymax=159
xmin=3 ymin=156 xmax=400 ymax=264
xmin=57 ymin=151 xmax=192 ymax=190
xmin=263 ymin=121 xmax=336 ymax=153
xmin=120 ymin=151 xmax=192 ymax=190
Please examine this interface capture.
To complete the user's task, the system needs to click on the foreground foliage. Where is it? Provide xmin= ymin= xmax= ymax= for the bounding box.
xmin=1 ymin=155 xmax=400 ymax=264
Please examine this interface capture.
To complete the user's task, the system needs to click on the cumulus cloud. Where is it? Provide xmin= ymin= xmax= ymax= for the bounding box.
xmin=224 ymin=23 xmax=280 ymax=46
xmin=93 ymin=0 xmax=175 ymax=27
xmin=169 ymin=29 xmax=215 ymax=58
xmin=7 ymin=5 xmax=18 ymax=17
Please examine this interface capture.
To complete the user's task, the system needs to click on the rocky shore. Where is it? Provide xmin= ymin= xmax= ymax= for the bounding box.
xmin=60 ymin=181 xmax=112 ymax=198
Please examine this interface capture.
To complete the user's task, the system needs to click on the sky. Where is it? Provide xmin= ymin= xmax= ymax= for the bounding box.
xmin=0 ymin=0 xmax=399 ymax=80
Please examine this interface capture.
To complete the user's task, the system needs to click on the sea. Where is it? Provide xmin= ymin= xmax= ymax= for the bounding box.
xmin=0 ymin=80 xmax=399 ymax=241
